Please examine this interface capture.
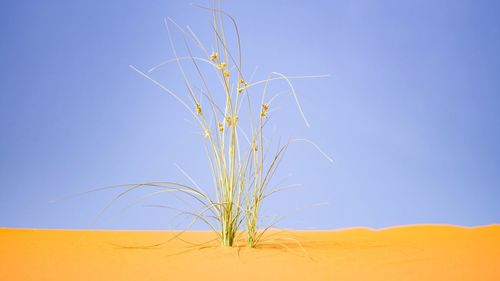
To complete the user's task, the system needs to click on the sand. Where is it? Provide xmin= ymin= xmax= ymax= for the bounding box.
xmin=1 ymin=225 xmax=499 ymax=280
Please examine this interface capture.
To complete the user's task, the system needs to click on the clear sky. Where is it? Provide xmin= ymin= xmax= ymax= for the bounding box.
xmin=1 ymin=0 xmax=499 ymax=230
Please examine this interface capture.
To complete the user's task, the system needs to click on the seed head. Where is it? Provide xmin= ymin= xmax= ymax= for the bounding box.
xmin=223 ymin=69 xmax=230 ymax=77
xmin=238 ymin=79 xmax=249 ymax=89
xmin=225 ymin=115 xmax=238 ymax=126
xmin=260 ymin=103 xmax=269 ymax=118
xmin=210 ymin=52 xmax=218 ymax=62
xmin=218 ymin=122 xmax=224 ymax=132
xmin=195 ymin=103 xmax=202 ymax=115
xmin=217 ymin=62 xmax=227 ymax=70
xmin=251 ymin=142 xmax=258 ymax=152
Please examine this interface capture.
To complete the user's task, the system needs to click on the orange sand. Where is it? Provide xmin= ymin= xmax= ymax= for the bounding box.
xmin=1 ymin=225 xmax=499 ymax=280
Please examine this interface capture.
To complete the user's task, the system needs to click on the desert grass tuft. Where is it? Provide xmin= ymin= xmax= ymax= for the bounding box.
xmin=96 ymin=1 xmax=331 ymax=248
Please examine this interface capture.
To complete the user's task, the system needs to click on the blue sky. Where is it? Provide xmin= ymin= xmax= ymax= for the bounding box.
xmin=1 ymin=0 xmax=499 ymax=230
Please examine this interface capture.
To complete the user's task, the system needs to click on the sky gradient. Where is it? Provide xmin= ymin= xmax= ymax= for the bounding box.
xmin=1 ymin=0 xmax=499 ymax=230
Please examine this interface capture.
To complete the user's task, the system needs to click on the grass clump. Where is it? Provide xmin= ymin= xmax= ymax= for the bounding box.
xmin=109 ymin=2 xmax=330 ymax=248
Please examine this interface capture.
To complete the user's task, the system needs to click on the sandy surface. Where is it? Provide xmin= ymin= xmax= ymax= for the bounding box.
xmin=1 ymin=225 xmax=499 ymax=280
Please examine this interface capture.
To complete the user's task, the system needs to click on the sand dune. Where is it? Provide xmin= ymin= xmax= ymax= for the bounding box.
xmin=1 ymin=225 xmax=499 ymax=280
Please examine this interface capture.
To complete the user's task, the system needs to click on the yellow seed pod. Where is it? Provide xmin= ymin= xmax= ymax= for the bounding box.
xmin=238 ymin=78 xmax=245 ymax=84
xmin=218 ymin=122 xmax=224 ymax=132
xmin=237 ymin=87 xmax=243 ymax=94
xmin=195 ymin=103 xmax=202 ymax=115
xmin=233 ymin=116 xmax=238 ymax=125
xmin=225 ymin=116 xmax=232 ymax=126
xmin=251 ymin=142 xmax=258 ymax=152
xmin=217 ymin=62 xmax=227 ymax=70
xmin=223 ymin=69 xmax=230 ymax=77
xmin=210 ymin=52 xmax=217 ymax=62
xmin=260 ymin=103 xmax=269 ymax=117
